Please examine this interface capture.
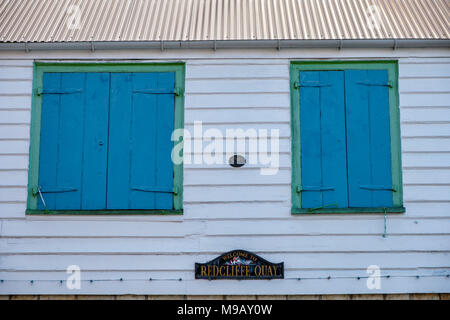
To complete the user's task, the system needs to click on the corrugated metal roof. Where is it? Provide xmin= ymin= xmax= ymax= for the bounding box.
xmin=0 ymin=0 xmax=449 ymax=43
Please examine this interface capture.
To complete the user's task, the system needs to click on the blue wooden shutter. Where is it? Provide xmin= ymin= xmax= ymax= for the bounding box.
xmin=345 ymin=70 xmax=393 ymax=207
xmin=107 ymin=72 xmax=175 ymax=210
xmin=299 ymin=71 xmax=348 ymax=209
xmin=38 ymin=72 xmax=110 ymax=210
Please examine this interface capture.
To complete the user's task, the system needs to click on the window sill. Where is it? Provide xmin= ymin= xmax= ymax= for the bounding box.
xmin=291 ymin=207 xmax=405 ymax=215
xmin=26 ymin=209 xmax=183 ymax=216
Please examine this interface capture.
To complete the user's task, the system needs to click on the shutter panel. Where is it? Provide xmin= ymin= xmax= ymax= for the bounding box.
xmin=299 ymin=71 xmax=348 ymax=209
xmin=107 ymin=72 xmax=175 ymax=209
xmin=345 ymin=70 xmax=393 ymax=207
xmin=38 ymin=72 xmax=110 ymax=210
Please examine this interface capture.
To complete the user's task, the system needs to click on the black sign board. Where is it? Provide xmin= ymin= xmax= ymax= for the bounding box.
xmin=195 ymin=249 xmax=284 ymax=280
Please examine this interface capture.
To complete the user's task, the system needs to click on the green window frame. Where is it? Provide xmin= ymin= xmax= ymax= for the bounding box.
xmin=290 ymin=60 xmax=404 ymax=214
xmin=27 ymin=62 xmax=185 ymax=215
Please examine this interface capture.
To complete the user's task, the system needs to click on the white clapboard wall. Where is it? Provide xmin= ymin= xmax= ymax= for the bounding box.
xmin=0 ymin=48 xmax=449 ymax=295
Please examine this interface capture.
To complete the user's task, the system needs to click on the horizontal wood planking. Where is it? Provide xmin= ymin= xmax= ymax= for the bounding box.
xmin=1 ymin=279 xmax=447 ymax=296
xmin=185 ymin=108 xmax=289 ymax=122
xmin=403 ymin=186 xmax=450 ymax=202
xmin=402 ymin=153 xmax=450 ymax=167
xmin=0 ymin=124 xmax=30 ymax=139
xmin=187 ymin=64 xmax=288 ymax=79
xmin=1 ymin=278 xmax=448 ymax=296
xmin=403 ymin=170 xmax=450 ymax=185
xmin=184 ymin=123 xmax=290 ymax=135
xmin=0 ymin=80 xmax=32 ymax=94
xmin=0 ymin=170 xmax=28 ymax=186
xmin=0 ymin=60 xmax=33 ymax=67
xmin=184 ymin=168 xmax=290 ymax=185
xmin=1 ymin=268 xmax=446 ymax=284
xmin=1 ymin=202 xmax=448 ymax=219
xmin=184 ymin=185 xmax=289 ymax=202
xmin=1 ymin=220 xmax=205 ymax=237
xmin=400 ymin=93 xmax=450 ymax=107
xmin=186 ymin=79 xmax=289 ymax=93
xmin=0 ymin=155 xmax=29 ymax=169
xmin=1 ymin=48 xmax=448 ymax=60
xmin=401 ymin=123 xmax=450 ymax=137
xmin=0 ymin=187 xmax=27 ymax=202
xmin=185 ymin=93 xmax=290 ymax=108
xmin=0 ymin=203 xmax=27 ymax=218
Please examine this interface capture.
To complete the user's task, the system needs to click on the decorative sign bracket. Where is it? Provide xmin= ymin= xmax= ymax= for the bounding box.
xmin=195 ymin=249 xmax=284 ymax=280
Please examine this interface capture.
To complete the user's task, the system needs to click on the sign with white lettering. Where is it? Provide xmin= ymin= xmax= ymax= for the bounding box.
xmin=195 ymin=249 xmax=284 ymax=280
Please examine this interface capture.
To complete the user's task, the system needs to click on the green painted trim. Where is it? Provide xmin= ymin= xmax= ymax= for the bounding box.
xmin=27 ymin=62 xmax=185 ymax=214
xmin=290 ymin=60 xmax=403 ymax=213
xmin=292 ymin=207 xmax=405 ymax=215
xmin=26 ymin=209 xmax=183 ymax=216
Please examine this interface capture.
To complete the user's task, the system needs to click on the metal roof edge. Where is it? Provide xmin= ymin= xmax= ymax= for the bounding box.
xmin=0 ymin=39 xmax=449 ymax=51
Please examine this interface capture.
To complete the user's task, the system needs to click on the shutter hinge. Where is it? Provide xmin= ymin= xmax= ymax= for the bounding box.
xmin=293 ymin=82 xmax=300 ymax=90
xmin=173 ymin=186 xmax=179 ymax=195
xmin=296 ymin=81 xmax=331 ymax=88
xmin=175 ymin=87 xmax=184 ymax=97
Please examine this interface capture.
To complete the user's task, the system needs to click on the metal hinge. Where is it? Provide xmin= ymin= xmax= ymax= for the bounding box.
xmin=307 ymin=203 xmax=339 ymax=212
xmin=360 ymin=184 xmax=397 ymax=192
xmin=296 ymin=185 xmax=334 ymax=192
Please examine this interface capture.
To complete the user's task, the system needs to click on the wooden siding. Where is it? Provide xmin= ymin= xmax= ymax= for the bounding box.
xmin=0 ymin=48 xmax=449 ymax=295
